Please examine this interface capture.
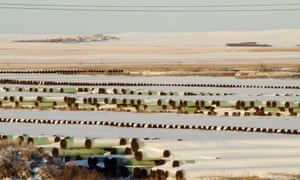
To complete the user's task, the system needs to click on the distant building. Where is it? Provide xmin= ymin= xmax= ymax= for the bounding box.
xmin=226 ymin=42 xmax=272 ymax=47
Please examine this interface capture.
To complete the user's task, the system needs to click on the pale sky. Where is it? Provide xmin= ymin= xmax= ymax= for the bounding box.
xmin=1 ymin=0 xmax=300 ymax=33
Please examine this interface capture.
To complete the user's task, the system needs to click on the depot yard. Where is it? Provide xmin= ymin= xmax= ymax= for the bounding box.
xmin=0 ymin=73 xmax=298 ymax=180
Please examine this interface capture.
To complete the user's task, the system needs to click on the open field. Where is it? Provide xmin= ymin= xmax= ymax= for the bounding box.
xmin=0 ymin=30 xmax=300 ymax=77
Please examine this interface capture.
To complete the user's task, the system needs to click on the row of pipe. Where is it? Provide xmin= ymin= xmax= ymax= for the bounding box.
xmin=1 ymin=95 xmax=299 ymax=117
xmin=1 ymin=117 xmax=297 ymax=136
xmin=4 ymin=86 xmax=297 ymax=97
xmin=0 ymin=69 xmax=124 ymax=74
xmin=59 ymin=137 xmax=128 ymax=150
xmin=2 ymin=92 xmax=299 ymax=111
xmin=0 ymin=78 xmax=299 ymax=89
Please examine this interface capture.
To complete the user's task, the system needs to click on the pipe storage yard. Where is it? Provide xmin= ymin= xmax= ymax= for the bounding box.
xmin=0 ymin=73 xmax=299 ymax=179
xmin=0 ymin=30 xmax=299 ymax=179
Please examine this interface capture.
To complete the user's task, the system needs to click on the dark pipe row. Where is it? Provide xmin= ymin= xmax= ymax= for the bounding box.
xmin=0 ymin=69 xmax=124 ymax=74
xmin=0 ymin=117 xmax=299 ymax=135
xmin=0 ymin=79 xmax=299 ymax=89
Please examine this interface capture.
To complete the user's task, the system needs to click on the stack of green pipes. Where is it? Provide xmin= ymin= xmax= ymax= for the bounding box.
xmin=0 ymin=135 xmax=171 ymax=179
xmin=0 ymin=134 xmax=125 ymax=158
xmin=132 ymin=138 xmax=218 ymax=180
xmin=0 ymin=94 xmax=299 ymax=117
xmin=1 ymin=86 xmax=237 ymax=96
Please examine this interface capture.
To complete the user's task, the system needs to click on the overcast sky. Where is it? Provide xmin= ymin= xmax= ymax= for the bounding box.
xmin=1 ymin=0 xmax=300 ymax=34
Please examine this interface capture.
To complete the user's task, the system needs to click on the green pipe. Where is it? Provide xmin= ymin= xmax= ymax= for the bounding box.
xmin=59 ymin=148 xmax=106 ymax=157
xmin=134 ymin=148 xmax=169 ymax=161
xmin=90 ymin=138 xmax=126 ymax=149
xmin=0 ymin=134 xmax=14 ymax=146
xmin=110 ymin=145 xmax=132 ymax=155
xmin=60 ymin=137 xmax=92 ymax=149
